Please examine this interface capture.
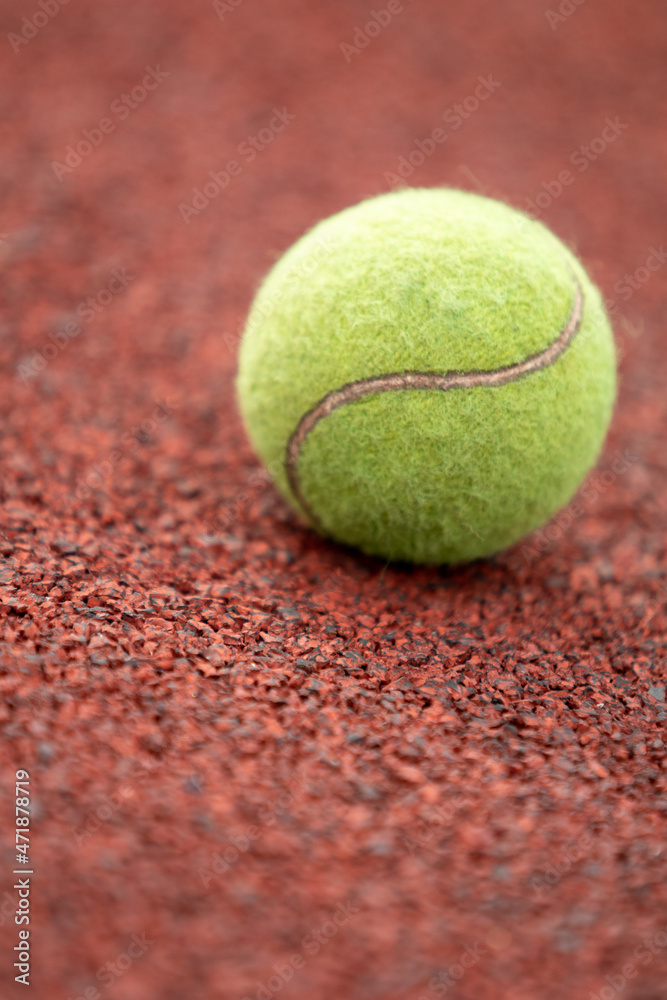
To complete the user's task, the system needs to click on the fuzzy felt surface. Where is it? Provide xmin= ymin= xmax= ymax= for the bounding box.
xmin=237 ymin=188 xmax=616 ymax=563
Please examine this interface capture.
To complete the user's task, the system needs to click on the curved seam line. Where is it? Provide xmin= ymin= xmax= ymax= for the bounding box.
xmin=285 ymin=271 xmax=584 ymax=532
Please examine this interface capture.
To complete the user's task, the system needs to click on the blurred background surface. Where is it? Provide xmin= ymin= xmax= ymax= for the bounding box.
xmin=0 ymin=1 xmax=666 ymax=998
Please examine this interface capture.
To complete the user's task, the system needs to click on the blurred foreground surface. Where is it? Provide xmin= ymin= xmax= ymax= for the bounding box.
xmin=0 ymin=1 xmax=666 ymax=997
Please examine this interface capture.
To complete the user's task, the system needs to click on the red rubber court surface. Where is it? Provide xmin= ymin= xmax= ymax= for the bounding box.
xmin=1 ymin=1 xmax=666 ymax=998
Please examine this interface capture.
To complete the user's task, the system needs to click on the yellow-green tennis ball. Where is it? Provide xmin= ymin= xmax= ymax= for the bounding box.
xmin=237 ymin=187 xmax=616 ymax=565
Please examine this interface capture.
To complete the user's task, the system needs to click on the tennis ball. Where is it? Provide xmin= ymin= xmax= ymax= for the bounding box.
xmin=237 ymin=187 xmax=616 ymax=564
